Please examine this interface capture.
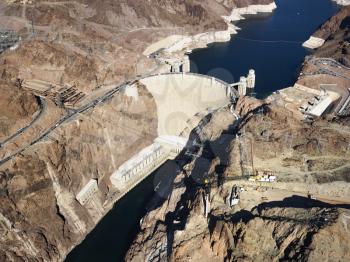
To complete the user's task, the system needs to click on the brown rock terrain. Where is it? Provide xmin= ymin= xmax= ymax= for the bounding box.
xmin=0 ymin=0 xmax=273 ymax=93
xmin=2 ymin=0 xmax=349 ymax=261
xmin=0 ymin=0 xmax=277 ymax=261
xmin=0 ymin=80 xmax=39 ymax=139
xmin=127 ymin=5 xmax=350 ymax=262
xmin=314 ymin=6 xmax=350 ymax=40
xmin=312 ymin=6 xmax=350 ymax=65
xmin=235 ymin=103 xmax=350 ymax=183
xmin=0 ymin=83 xmax=158 ymax=261
xmin=126 ymin=98 xmax=350 ymax=261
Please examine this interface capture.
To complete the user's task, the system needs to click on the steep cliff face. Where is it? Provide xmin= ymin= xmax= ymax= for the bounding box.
xmin=126 ymin=100 xmax=350 ymax=262
xmin=0 ymin=53 xmax=39 ymax=139
xmin=128 ymin=190 xmax=350 ymax=262
xmin=314 ymin=7 xmax=350 ymax=66
xmin=0 ymin=81 xmax=39 ymax=139
xmin=313 ymin=6 xmax=350 ymax=40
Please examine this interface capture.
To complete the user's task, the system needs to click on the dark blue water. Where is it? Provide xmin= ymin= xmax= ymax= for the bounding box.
xmin=65 ymin=160 xmax=178 ymax=262
xmin=66 ymin=1 xmax=339 ymax=261
xmin=190 ymin=0 xmax=339 ymax=98
xmin=65 ymin=173 xmax=156 ymax=262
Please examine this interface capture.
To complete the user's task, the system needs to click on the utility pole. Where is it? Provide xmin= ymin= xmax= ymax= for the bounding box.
xmin=31 ymin=11 xmax=35 ymax=38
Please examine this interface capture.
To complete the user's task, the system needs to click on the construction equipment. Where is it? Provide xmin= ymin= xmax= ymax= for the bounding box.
xmin=249 ymin=170 xmax=277 ymax=182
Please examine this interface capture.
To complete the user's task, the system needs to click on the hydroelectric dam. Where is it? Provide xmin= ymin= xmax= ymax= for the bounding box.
xmin=75 ymin=70 xmax=255 ymax=207
xmin=76 ymin=70 xmax=255 ymax=205
xmin=104 ymin=71 xmax=252 ymax=200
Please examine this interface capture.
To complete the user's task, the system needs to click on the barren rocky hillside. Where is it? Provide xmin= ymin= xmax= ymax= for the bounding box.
xmin=0 ymin=80 xmax=39 ymax=139
xmin=312 ymin=6 xmax=350 ymax=64
xmin=0 ymin=84 xmax=158 ymax=261
xmin=313 ymin=6 xmax=350 ymax=39
xmin=126 ymin=98 xmax=350 ymax=261
xmin=0 ymin=0 xmax=273 ymax=92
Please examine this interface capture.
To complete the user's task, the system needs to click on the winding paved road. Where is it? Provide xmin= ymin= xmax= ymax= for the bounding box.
xmin=0 ymin=81 xmax=128 ymax=166
xmin=0 ymin=97 xmax=45 ymax=148
xmin=306 ymin=57 xmax=350 ymax=81
xmin=0 ymin=51 xmax=166 ymax=166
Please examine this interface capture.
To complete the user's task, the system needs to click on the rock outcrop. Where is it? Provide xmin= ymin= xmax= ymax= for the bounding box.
xmin=126 ymin=100 xmax=350 ymax=262
xmin=304 ymin=5 xmax=350 ymax=50
xmin=0 ymin=81 xmax=39 ymax=139
xmin=314 ymin=8 xmax=350 ymax=66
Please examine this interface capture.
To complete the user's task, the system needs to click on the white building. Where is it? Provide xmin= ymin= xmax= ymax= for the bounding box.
xmin=76 ymin=179 xmax=98 ymax=205
xmin=110 ymin=142 xmax=167 ymax=190
xmin=110 ymin=136 xmax=188 ymax=190
xmin=308 ymin=96 xmax=333 ymax=117
xmin=238 ymin=76 xmax=247 ymax=96
xmin=155 ymin=135 xmax=188 ymax=157
xmin=247 ymin=69 xmax=256 ymax=92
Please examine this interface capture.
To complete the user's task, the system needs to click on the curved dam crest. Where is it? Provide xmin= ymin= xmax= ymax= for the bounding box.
xmin=109 ymin=73 xmax=236 ymax=192
xmin=139 ymin=73 xmax=233 ymax=137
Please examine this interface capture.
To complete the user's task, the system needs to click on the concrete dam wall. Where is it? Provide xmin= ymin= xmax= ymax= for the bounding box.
xmin=140 ymin=73 xmax=232 ymax=138
xmin=110 ymin=73 xmax=234 ymax=192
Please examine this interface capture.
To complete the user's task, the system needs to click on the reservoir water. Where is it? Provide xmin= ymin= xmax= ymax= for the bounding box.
xmin=190 ymin=0 xmax=339 ymax=98
xmin=66 ymin=0 xmax=339 ymax=261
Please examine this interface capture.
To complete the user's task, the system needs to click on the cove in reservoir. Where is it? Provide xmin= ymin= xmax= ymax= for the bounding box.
xmin=190 ymin=0 xmax=339 ymax=98
xmin=65 ymin=0 xmax=339 ymax=261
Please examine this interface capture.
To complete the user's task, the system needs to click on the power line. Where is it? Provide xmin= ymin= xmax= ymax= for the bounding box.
xmin=235 ymin=36 xmax=303 ymax=44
